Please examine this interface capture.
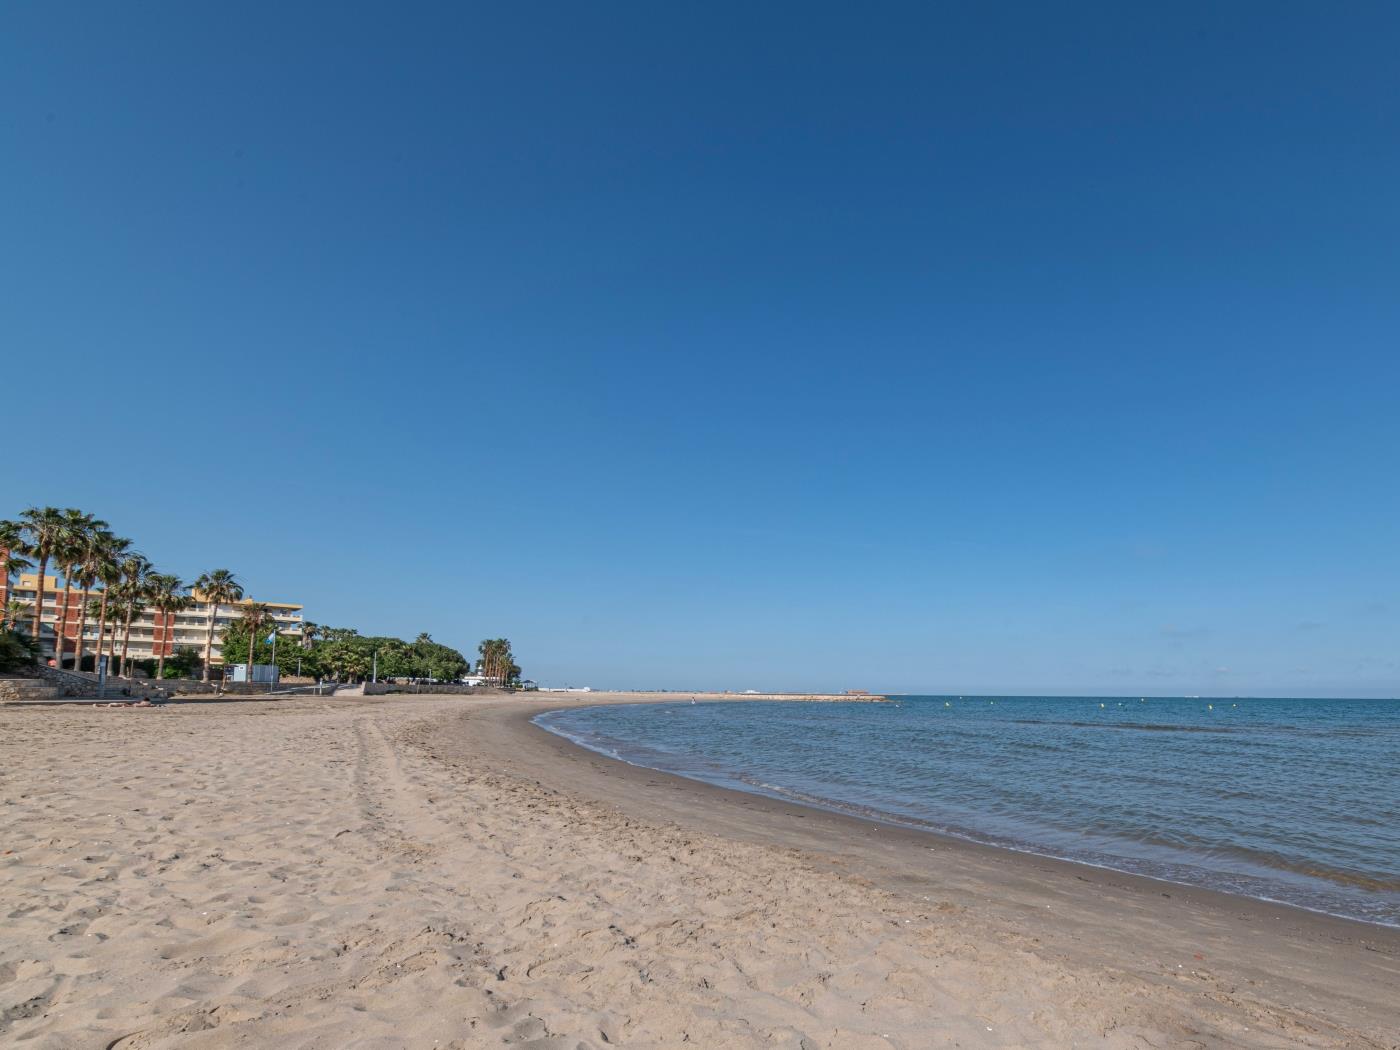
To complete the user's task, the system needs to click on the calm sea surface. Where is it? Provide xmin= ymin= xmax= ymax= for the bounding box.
xmin=535 ymin=696 xmax=1400 ymax=926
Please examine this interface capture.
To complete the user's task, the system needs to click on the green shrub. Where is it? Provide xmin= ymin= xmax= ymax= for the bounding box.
xmin=0 ymin=630 xmax=39 ymax=673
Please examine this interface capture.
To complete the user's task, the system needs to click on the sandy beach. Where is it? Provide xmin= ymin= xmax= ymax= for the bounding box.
xmin=3 ymin=693 xmax=1397 ymax=1049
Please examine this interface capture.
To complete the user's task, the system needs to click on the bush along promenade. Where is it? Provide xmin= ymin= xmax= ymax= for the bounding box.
xmin=219 ymin=624 xmax=496 ymax=685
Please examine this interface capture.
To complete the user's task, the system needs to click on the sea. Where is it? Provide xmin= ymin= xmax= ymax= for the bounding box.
xmin=535 ymin=695 xmax=1400 ymax=927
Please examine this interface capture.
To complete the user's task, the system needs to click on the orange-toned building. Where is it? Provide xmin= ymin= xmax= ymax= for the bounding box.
xmin=2 ymin=572 xmax=303 ymax=670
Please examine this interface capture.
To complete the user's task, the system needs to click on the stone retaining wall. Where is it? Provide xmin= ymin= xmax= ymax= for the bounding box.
xmin=0 ymin=678 xmax=63 ymax=702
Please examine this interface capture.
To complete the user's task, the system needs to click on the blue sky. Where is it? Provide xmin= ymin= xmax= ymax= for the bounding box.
xmin=3 ymin=3 xmax=1398 ymax=695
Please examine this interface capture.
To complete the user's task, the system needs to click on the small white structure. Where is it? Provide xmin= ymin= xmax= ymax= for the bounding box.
xmin=229 ymin=664 xmax=279 ymax=684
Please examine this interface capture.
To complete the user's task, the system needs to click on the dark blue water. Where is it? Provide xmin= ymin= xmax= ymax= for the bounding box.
xmin=536 ymin=696 xmax=1400 ymax=926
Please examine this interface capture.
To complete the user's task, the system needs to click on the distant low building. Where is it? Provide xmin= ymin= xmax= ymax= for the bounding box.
xmin=229 ymin=663 xmax=280 ymax=684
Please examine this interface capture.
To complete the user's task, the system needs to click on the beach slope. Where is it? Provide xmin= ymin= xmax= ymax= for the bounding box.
xmin=2 ymin=694 xmax=1396 ymax=1049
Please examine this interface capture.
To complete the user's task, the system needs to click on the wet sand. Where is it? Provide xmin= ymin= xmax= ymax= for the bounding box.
xmin=2 ymin=693 xmax=1397 ymax=1048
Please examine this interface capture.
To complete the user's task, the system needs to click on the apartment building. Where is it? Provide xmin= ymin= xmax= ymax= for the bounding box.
xmin=2 ymin=572 xmax=303 ymax=670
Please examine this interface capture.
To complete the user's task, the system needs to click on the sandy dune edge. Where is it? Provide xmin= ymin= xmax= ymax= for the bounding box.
xmin=2 ymin=696 xmax=1396 ymax=1049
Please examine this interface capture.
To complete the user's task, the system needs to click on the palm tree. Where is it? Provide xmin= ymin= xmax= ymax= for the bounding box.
xmin=85 ymin=598 xmax=104 ymax=657
xmin=102 ymin=591 xmax=138 ymax=676
xmin=113 ymin=553 xmax=153 ymax=678
xmin=235 ymin=602 xmax=276 ymax=684
xmin=88 ymin=595 xmax=123 ymax=674
xmin=18 ymin=506 xmax=78 ymax=654
xmin=193 ymin=569 xmax=242 ymax=682
xmin=326 ymin=642 xmax=369 ymax=683
xmin=300 ymin=620 xmax=320 ymax=649
xmin=494 ymin=639 xmax=517 ymax=686
xmin=0 ymin=520 xmax=34 ymax=618
xmin=3 ymin=599 xmax=32 ymax=631
xmin=115 ymin=583 xmax=149 ymax=679
xmin=70 ymin=528 xmax=122 ymax=673
xmin=88 ymin=535 xmax=132 ymax=675
xmin=49 ymin=510 xmax=106 ymax=670
xmin=478 ymin=638 xmax=513 ymax=684
xmin=147 ymin=574 xmax=193 ymax=681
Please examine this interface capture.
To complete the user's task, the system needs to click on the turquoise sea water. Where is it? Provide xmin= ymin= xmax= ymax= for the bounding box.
xmin=536 ymin=696 xmax=1400 ymax=926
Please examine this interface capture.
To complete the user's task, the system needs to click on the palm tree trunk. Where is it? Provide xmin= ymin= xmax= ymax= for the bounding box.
xmin=51 ymin=569 xmax=67 ymax=669
xmin=120 ymin=607 xmax=134 ymax=678
xmin=75 ymin=584 xmax=90 ymax=672
xmin=32 ymin=554 xmax=47 ymax=652
xmin=202 ymin=601 xmax=217 ymax=682
xmin=245 ymin=618 xmax=256 ymax=684
xmin=156 ymin=618 xmax=167 ymax=682
xmin=94 ymin=589 xmax=109 ymax=675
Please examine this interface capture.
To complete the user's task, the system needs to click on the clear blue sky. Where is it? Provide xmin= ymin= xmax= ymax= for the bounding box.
xmin=4 ymin=3 xmax=1398 ymax=696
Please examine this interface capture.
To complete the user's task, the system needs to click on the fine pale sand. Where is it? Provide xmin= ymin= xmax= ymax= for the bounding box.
xmin=3 ymin=695 xmax=1397 ymax=1049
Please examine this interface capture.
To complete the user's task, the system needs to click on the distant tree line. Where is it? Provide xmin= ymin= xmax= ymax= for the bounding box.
xmin=220 ymin=624 xmax=478 ymax=683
